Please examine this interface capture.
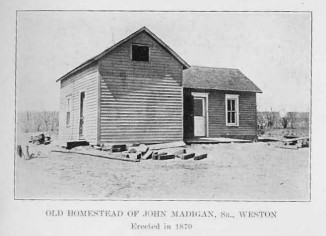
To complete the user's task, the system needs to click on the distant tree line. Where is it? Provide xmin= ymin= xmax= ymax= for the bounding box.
xmin=18 ymin=111 xmax=59 ymax=133
xmin=17 ymin=110 xmax=309 ymax=133
xmin=257 ymin=110 xmax=309 ymax=130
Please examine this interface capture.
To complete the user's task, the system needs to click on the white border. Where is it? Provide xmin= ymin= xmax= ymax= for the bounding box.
xmin=1 ymin=5 xmax=323 ymax=236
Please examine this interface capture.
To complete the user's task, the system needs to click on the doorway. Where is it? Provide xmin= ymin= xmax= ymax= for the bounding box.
xmin=79 ymin=92 xmax=85 ymax=139
xmin=192 ymin=92 xmax=208 ymax=137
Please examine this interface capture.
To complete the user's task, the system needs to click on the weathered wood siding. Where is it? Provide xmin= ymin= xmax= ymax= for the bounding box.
xmin=208 ymin=91 xmax=257 ymax=139
xmin=183 ymin=89 xmax=257 ymax=140
xmin=98 ymin=31 xmax=183 ymax=144
xmin=59 ymin=63 xmax=99 ymax=144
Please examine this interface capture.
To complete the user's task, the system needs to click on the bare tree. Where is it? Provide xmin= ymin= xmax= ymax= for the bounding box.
xmin=257 ymin=112 xmax=266 ymax=130
xmin=281 ymin=116 xmax=289 ymax=128
xmin=21 ymin=111 xmax=31 ymax=133
xmin=49 ymin=111 xmax=59 ymax=131
xmin=33 ymin=112 xmax=44 ymax=132
xmin=43 ymin=111 xmax=50 ymax=131
xmin=18 ymin=110 xmax=59 ymax=133
xmin=287 ymin=112 xmax=297 ymax=129
xmin=303 ymin=114 xmax=310 ymax=129
xmin=266 ymin=108 xmax=278 ymax=128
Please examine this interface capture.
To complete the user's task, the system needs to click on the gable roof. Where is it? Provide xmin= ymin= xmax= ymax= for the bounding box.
xmin=56 ymin=26 xmax=190 ymax=82
xmin=183 ymin=66 xmax=262 ymax=93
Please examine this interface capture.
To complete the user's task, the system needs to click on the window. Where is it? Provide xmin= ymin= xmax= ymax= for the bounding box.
xmin=66 ymin=95 xmax=72 ymax=127
xmin=225 ymin=94 xmax=239 ymax=126
xmin=131 ymin=45 xmax=149 ymax=61
xmin=193 ymin=98 xmax=203 ymax=116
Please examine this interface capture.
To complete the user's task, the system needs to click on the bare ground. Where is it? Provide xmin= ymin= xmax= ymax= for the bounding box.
xmin=15 ymin=134 xmax=310 ymax=201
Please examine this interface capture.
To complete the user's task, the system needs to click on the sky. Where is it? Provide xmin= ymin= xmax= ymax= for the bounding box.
xmin=16 ymin=11 xmax=311 ymax=112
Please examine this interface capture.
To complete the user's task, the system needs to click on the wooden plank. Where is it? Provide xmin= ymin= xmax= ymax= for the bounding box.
xmin=51 ymin=150 xmax=140 ymax=162
xmin=61 ymin=140 xmax=89 ymax=149
xmin=152 ymin=151 xmax=167 ymax=160
xmin=159 ymin=147 xmax=186 ymax=156
xmin=141 ymin=150 xmax=153 ymax=160
xmin=111 ymin=144 xmax=127 ymax=152
xmin=179 ymin=153 xmax=195 ymax=160
xmin=283 ymin=137 xmax=309 ymax=142
xmin=121 ymin=151 xmax=142 ymax=160
xmin=276 ymin=145 xmax=299 ymax=150
xmin=194 ymin=153 xmax=207 ymax=160
xmin=157 ymin=154 xmax=175 ymax=160
xmin=148 ymin=141 xmax=186 ymax=150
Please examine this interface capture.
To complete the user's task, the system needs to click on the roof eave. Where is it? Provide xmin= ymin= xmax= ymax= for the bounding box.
xmin=183 ymin=86 xmax=263 ymax=93
xmin=56 ymin=59 xmax=97 ymax=82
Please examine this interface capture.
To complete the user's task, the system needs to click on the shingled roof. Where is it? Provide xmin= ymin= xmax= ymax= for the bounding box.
xmin=183 ymin=66 xmax=262 ymax=93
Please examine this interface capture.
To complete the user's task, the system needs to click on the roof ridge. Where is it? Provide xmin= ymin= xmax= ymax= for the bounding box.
xmin=57 ymin=26 xmax=189 ymax=82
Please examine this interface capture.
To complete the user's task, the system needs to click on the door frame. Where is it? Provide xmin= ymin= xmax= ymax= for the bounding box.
xmin=191 ymin=92 xmax=209 ymax=137
xmin=79 ymin=91 xmax=86 ymax=140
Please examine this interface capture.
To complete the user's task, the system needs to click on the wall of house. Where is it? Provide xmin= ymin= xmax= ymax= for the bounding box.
xmin=184 ymin=89 xmax=257 ymax=140
xmin=98 ymin=31 xmax=184 ymax=144
xmin=59 ymin=63 xmax=99 ymax=145
xmin=208 ymin=91 xmax=257 ymax=140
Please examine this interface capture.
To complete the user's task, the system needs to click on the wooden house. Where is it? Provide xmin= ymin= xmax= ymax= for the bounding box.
xmin=57 ymin=27 xmax=262 ymax=145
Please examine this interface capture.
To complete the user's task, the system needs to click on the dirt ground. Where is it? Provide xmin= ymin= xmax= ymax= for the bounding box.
xmin=15 ymin=132 xmax=310 ymax=201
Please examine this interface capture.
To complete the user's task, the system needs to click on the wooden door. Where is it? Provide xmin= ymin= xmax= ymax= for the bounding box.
xmin=193 ymin=97 xmax=207 ymax=137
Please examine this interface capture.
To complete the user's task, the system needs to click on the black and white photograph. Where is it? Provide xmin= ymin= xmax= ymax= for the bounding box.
xmin=14 ymin=11 xmax=311 ymax=201
xmin=3 ymin=0 xmax=326 ymax=235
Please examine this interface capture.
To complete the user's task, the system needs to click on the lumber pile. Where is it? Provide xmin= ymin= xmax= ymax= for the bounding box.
xmin=91 ymin=141 xmax=188 ymax=161
xmin=101 ymin=141 xmax=207 ymax=161
xmin=278 ymin=136 xmax=310 ymax=149
xmin=150 ymin=142 xmax=185 ymax=160
xmin=51 ymin=141 xmax=207 ymax=162
xmin=148 ymin=141 xmax=207 ymax=161
xmin=29 ymin=133 xmax=51 ymax=145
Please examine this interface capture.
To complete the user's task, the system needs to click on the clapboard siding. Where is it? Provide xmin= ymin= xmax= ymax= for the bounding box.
xmin=59 ymin=63 xmax=99 ymax=144
xmin=98 ymin=31 xmax=184 ymax=144
xmin=208 ymin=91 xmax=257 ymax=138
xmin=183 ymin=88 xmax=257 ymax=140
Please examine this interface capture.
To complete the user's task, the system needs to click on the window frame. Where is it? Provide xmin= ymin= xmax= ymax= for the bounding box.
xmin=130 ymin=44 xmax=150 ymax=62
xmin=225 ymin=94 xmax=239 ymax=126
xmin=66 ymin=95 xmax=72 ymax=127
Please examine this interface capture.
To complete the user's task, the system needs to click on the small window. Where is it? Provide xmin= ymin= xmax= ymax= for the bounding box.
xmin=225 ymin=94 xmax=239 ymax=126
xmin=131 ymin=45 xmax=149 ymax=61
xmin=66 ymin=95 xmax=72 ymax=127
xmin=193 ymin=98 xmax=204 ymax=116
